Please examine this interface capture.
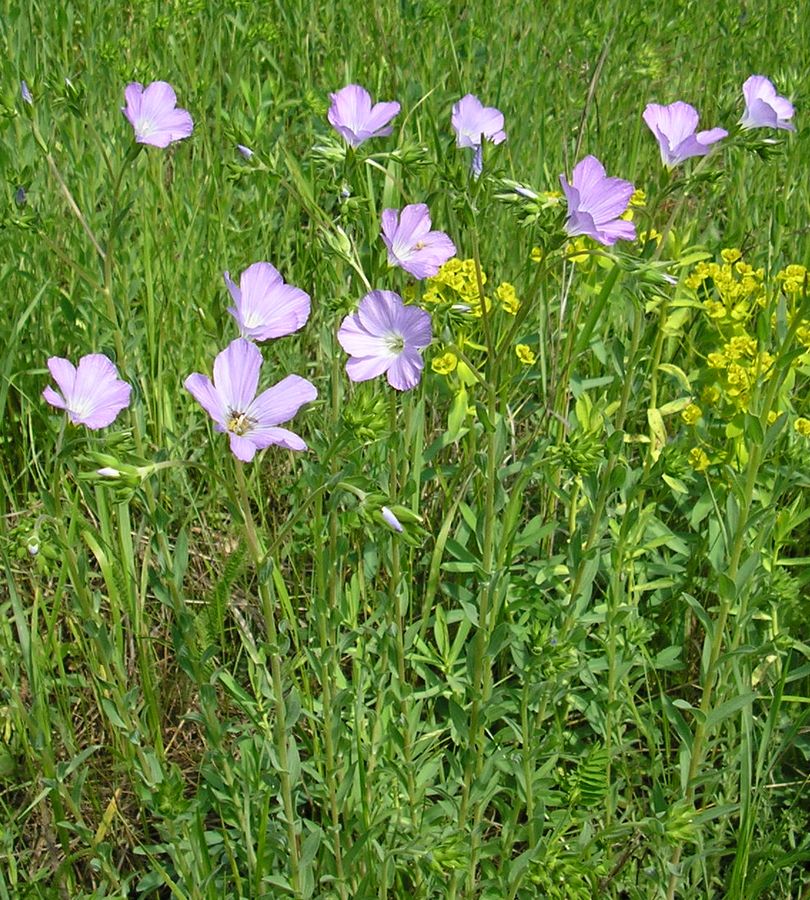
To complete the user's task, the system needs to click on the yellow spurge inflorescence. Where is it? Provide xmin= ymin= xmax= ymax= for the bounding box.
xmin=431 ymin=351 xmax=458 ymax=375
xmin=515 ymin=344 xmax=536 ymax=365
xmin=681 ymin=403 xmax=702 ymax=426
xmin=495 ymin=282 xmax=520 ymax=315
xmin=423 ymin=258 xmax=489 ymax=314
xmin=794 ymin=417 xmax=810 ymax=437
xmin=688 ymin=447 xmax=711 ymax=471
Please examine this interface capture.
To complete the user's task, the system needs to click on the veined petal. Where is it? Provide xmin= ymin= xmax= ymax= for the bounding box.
xmin=345 ymin=354 xmax=394 ymax=383
xmin=185 ymin=373 xmax=227 ymax=426
xmin=42 ymin=385 xmax=67 ymax=410
xmin=337 ymin=313 xmax=391 ymax=357
xmin=47 ymin=356 xmax=77 ymax=398
xmin=397 ymin=304 xmax=433 ymax=348
xmin=596 ymin=218 xmax=637 ymax=245
xmin=386 ymin=348 xmax=424 ymax=390
xmin=356 ymin=290 xmax=403 ymax=336
xmin=228 ymin=432 xmax=257 ymax=462
xmin=362 ymin=101 xmax=400 ymax=135
xmin=140 ymin=81 xmax=178 ymax=117
xmin=212 ymin=338 xmax=261 ymax=411
xmin=248 ymin=425 xmax=308 ymax=452
xmin=248 ymin=374 xmax=317 ymax=426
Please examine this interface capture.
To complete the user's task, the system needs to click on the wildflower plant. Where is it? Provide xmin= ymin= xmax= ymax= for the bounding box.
xmin=10 ymin=14 xmax=810 ymax=900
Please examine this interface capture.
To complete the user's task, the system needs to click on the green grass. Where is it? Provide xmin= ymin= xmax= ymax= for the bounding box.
xmin=1 ymin=0 xmax=810 ymax=897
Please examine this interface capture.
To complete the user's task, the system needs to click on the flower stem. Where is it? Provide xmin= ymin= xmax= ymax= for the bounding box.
xmin=234 ymin=461 xmax=301 ymax=895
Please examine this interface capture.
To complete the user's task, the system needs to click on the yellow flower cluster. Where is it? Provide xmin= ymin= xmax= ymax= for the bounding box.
xmin=688 ymin=447 xmax=711 ymax=471
xmin=685 ymin=255 xmax=767 ymax=321
xmin=423 ymin=258 xmax=488 ymax=315
xmin=431 ymin=352 xmax=458 ymax=375
xmin=795 ymin=417 xmax=810 ymax=437
xmin=681 ymin=403 xmax=702 ymax=425
xmin=776 ymin=263 xmax=808 ymax=294
xmin=515 ymin=344 xmax=535 ymax=365
xmin=495 ymin=282 xmax=520 ymax=315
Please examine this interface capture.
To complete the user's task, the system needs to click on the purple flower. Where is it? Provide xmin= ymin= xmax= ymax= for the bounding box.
xmin=43 ymin=354 xmax=132 ymax=429
xmin=451 ymin=94 xmax=506 ymax=149
xmin=381 ymin=204 xmax=456 ymax=279
xmin=224 ymin=262 xmax=310 ymax=342
xmin=184 ymin=338 xmax=317 ymax=462
xmin=20 ymin=81 xmax=33 ymax=105
xmin=559 ymin=155 xmax=636 ymax=246
xmin=122 ymin=81 xmax=193 ymax=148
xmin=236 ymin=143 xmax=254 ymax=158
xmin=337 ymin=291 xmax=432 ymax=391
xmin=451 ymin=94 xmax=506 ymax=175
xmin=740 ymin=76 xmax=796 ymax=131
xmin=327 ymin=84 xmax=400 ymax=148
xmin=642 ymin=102 xmax=727 ymax=167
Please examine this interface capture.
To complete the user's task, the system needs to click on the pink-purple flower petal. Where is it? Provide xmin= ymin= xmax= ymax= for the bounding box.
xmin=380 ymin=204 xmax=456 ymax=279
xmin=740 ymin=75 xmax=796 ymax=131
xmin=338 ymin=291 xmax=431 ymax=391
xmin=560 ymin=155 xmax=636 ymax=247
xmin=43 ymin=353 xmax=131 ymax=429
xmin=122 ymin=80 xmax=193 ymax=148
xmin=225 ymin=262 xmax=310 ymax=341
xmin=451 ymin=94 xmax=506 ymax=149
xmin=328 ymin=84 xmax=400 ymax=148
xmin=643 ymin=101 xmax=727 ymax=167
xmin=185 ymin=338 xmax=316 ymax=461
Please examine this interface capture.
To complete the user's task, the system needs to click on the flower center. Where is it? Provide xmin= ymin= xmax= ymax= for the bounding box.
xmin=226 ymin=409 xmax=255 ymax=436
xmin=414 ymin=240 xmax=425 ymax=250
xmin=385 ymin=333 xmax=405 ymax=354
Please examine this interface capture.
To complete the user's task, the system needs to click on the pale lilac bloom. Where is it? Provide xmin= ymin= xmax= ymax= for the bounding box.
xmin=559 ymin=155 xmax=636 ymax=246
xmin=327 ymin=84 xmax=400 ymax=148
xmin=184 ymin=338 xmax=317 ymax=462
xmin=122 ymin=81 xmax=193 ymax=148
xmin=224 ymin=262 xmax=310 ymax=342
xmin=381 ymin=204 xmax=456 ymax=279
xmin=20 ymin=81 xmax=33 ymax=105
xmin=451 ymin=94 xmax=506 ymax=175
xmin=642 ymin=102 xmax=727 ymax=167
xmin=740 ymin=76 xmax=796 ymax=131
xmin=381 ymin=506 xmax=404 ymax=532
xmin=337 ymin=290 xmax=432 ymax=391
xmin=236 ymin=143 xmax=254 ymax=158
xmin=43 ymin=354 xmax=131 ymax=429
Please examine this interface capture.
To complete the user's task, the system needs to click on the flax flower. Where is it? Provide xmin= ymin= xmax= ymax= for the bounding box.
xmin=327 ymin=84 xmax=400 ymax=148
xmin=122 ymin=81 xmax=193 ymax=148
xmin=740 ymin=76 xmax=796 ymax=131
xmin=451 ymin=93 xmax=506 ymax=175
xmin=43 ymin=354 xmax=131 ymax=429
xmin=337 ymin=290 xmax=432 ymax=391
xmin=224 ymin=262 xmax=310 ymax=341
xmin=559 ymin=155 xmax=636 ymax=246
xmin=643 ymin=101 xmax=727 ymax=167
xmin=381 ymin=204 xmax=456 ymax=279
xmin=184 ymin=339 xmax=316 ymax=461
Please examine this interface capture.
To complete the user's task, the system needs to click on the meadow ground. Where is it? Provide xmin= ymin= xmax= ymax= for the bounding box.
xmin=1 ymin=0 xmax=809 ymax=897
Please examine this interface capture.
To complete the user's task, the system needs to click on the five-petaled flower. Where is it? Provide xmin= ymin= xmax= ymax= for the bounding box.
xmin=327 ymin=84 xmax=400 ymax=149
xmin=381 ymin=204 xmax=456 ymax=279
xmin=451 ymin=94 xmax=506 ymax=175
xmin=43 ymin=353 xmax=132 ymax=429
xmin=184 ymin=338 xmax=317 ymax=462
xmin=740 ymin=76 xmax=796 ymax=131
xmin=642 ymin=101 xmax=727 ymax=168
xmin=224 ymin=262 xmax=311 ymax=342
xmin=122 ymin=81 xmax=193 ymax=148
xmin=559 ymin=155 xmax=636 ymax=246
xmin=337 ymin=290 xmax=432 ymax=391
